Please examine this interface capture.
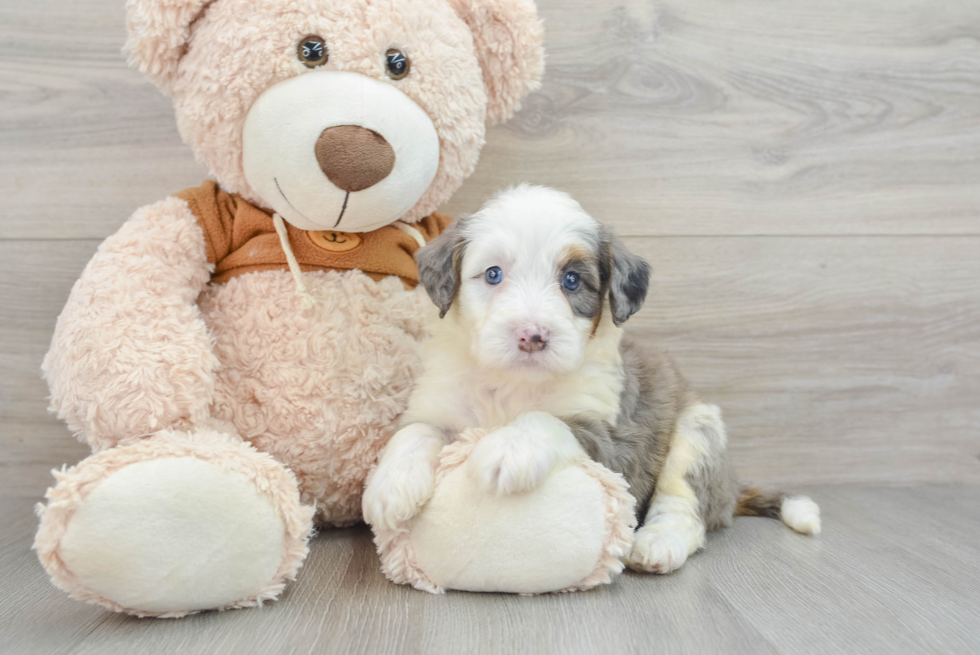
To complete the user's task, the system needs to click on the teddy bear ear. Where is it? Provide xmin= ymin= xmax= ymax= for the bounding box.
xmin=449 ymin=0 xmax=545 ymax=125
xmin=124 ymin=0 xmax=213 ymax=93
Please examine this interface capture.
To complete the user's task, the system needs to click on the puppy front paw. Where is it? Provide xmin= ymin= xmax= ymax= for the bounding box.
xmin=363 ymin=457 xmax=437 ymax=531
xmin=469 ymin=426 xmax=552 ymax=495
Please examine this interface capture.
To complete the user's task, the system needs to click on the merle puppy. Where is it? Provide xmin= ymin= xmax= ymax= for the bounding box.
xmin=363 ymin=185 xmax=819 ymax=574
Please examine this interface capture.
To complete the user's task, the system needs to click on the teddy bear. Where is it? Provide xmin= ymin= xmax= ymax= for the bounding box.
xmin=33 ymin=0 xmax=545 ymax=617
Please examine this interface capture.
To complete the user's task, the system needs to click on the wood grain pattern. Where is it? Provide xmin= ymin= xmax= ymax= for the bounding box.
xmin=444 ymin=0 xmax=980 ymax=236
xmin=629 ymin=235 xmax=980 ymax=485
xmin=2 ymin=488 xmax=979 ymax=654
xmin=1 ymin=0 xmax=978 ymax=238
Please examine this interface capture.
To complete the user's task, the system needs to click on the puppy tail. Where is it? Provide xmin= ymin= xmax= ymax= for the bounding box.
xmin=735 ymin=487 xmax=821 ymax=535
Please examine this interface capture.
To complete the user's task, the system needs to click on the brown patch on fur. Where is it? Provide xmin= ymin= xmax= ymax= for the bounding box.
xmin=734 ymin=487 xmax=784 ymax=520
xmin=559 ymin=243 xmax=592 ymax=268
xmin=590 ymin=242 xmax=613 ymax=337
xmin=590 ymin=303 xmax=604 ymax=337
xmin=557 ymin=244 xmax=606 ymax=336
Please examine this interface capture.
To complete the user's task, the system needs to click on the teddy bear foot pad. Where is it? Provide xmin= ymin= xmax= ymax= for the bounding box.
xmin=34 ymin=431 xmax=314 ymax=617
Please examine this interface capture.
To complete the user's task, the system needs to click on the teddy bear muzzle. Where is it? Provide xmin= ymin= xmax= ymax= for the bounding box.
xmin=242 ymin=71 xmax=440 ymax=234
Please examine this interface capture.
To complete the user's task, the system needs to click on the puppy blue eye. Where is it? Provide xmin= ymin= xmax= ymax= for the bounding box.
xmin=485 ymin=266 xmax=503 ymax=285
xmin=562 ymin=272 xmax=580 ymax=291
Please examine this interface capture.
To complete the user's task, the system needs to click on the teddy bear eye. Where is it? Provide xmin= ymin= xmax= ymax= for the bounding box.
xmin=385 ymin=49 xmax=410 ymax=80
xmin=298 ymin=36 xmax=328 ymax=68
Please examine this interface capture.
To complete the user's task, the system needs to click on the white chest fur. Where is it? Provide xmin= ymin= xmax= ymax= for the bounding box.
xmin=404 ymin=317 xmax=626 ymax=432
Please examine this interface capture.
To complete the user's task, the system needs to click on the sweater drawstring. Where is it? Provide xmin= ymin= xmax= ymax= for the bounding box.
xmin=272 ymin=213 xmax=316 ymax=309
xmin=392 ymin=220 xmax=427 ymax=248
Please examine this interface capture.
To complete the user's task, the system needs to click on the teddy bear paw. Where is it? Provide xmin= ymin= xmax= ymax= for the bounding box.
xmin=35 ymin=445 xmax=311 ymax=616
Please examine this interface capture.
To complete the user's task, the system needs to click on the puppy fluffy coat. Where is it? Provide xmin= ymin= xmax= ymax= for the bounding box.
xmin=363 ymin=185 xmax=820 ymax=574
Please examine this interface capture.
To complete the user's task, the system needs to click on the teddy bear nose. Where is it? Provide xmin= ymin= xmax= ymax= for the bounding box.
xmin=314 ymin=125 xmax=396 ymax=192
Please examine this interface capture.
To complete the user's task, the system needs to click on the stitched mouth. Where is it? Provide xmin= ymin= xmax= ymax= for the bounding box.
xmin=274 ymin=177 xmax=348 ymax=228
xmin=274 ymin=177 xmax=311 ymax=224
xmin=333 ymin=192 xmax=350 ymax=228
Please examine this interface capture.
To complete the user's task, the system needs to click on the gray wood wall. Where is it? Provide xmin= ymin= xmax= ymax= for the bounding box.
xmin=2 ymin=0 xmax=979 ymax=499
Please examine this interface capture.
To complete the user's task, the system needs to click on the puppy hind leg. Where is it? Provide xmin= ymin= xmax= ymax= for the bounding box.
xmin=626 ymin=492 xmax=705 ymax=575
xmin=625 ymin=431 xmax=706 ymax=575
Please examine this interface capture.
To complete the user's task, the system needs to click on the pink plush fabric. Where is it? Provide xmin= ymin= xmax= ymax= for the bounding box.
xmin=125 ymin=0 xmax=216 ymax=93
xmin=449 ymin=0 xmax=544 ymax=125
xmin=198 ymin=269 xmax=430 ymax=525
xmin=34 ymin=429 xmax=314 ymax=618
xmin=42 ymin=197 xmax=217 ymax=451
xmin=371 ymin=430 xmax=637 ymax=594
xmin=39 ymin=0 xmax=545 ymax=615
xmin=126 ymin=0 xmax=545 ymax=223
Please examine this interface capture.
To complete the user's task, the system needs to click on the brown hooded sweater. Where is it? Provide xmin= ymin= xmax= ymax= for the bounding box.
xmin=175 ymin=180 xmax=452 ymax=288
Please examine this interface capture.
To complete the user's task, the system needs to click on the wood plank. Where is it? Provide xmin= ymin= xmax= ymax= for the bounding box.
xmin=2 ymin=0 xmax=979 ymax=239
xmin=0 ymin=499 xmax=113 ymax=655
xmin=0 ymin=240 xmax=95 ymax=499
xmin=2 ymin=236 xmax=978 ymax=500
xmin=627 ymin=235 xmax=980 ymax=486
xmin=705 ymin=485 xmax=980 ymax=654
xmin=1 ymin=488 xmax=978 ymax=654
xmin=448 ymin=0 xmax=980 ymax=235
xmin=0 ymin=0 xmax=208 ymax=240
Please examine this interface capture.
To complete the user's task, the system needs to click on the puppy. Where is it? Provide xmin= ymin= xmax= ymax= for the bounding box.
xmin=363 ymin=185 xmax=820 ymax=574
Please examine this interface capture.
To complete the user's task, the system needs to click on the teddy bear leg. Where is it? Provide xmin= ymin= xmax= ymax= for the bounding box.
xmin=34 ymin=428 xmax=314 ymax=618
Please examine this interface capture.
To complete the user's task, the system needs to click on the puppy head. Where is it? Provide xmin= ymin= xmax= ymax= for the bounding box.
xmin=416 ymin=185 xmax=649 ymax=374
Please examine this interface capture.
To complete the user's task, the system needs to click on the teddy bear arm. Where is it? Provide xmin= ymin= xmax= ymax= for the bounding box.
xmin=42 ymin=196 xmax=219 ymax=451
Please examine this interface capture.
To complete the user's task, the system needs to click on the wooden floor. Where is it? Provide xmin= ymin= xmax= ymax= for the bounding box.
xmin=2 ymin=0 xmax=980 ymax=652
xmin=2 ymin=0 xmax=979 ymax=495
xmin=2 ymin=486 xmax=979 ymax=655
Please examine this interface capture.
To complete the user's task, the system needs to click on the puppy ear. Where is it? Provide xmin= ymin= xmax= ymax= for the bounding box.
xmin=124 ymin=0 xmax=213 ymax=93
xmin=602 ymin=229 xmax=650 ymax=326
xmin=416 ymin=219 xmax=468 ymax=318
xmin=449 ymin=0 xmax=545 ymax=125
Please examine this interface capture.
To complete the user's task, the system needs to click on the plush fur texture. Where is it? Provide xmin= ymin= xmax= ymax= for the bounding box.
xmin=43 ymin=198 xmax=215 ymax=450
xmin=39 ymin=0 xmax=544 ymax=616
xmin=367 ymin=428 xmax=636 ymax=594
xmin=34 ymin=429 xmax=314 ymax=618
xmin=127 ymin=0 xmax=544 ymax=223
xmin=367 ymin=185 xmax=820 ymax=581
xmin=199 ymin=267 xmax=430 ymax=524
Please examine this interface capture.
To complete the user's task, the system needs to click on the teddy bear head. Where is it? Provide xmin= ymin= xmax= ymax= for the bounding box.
xmin=126 ymin=0 xmax=544 ymax=232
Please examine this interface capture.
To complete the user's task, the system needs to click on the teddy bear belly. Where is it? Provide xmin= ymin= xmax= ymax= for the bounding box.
xmin=197 ymin=268 xmax=430 ymax=526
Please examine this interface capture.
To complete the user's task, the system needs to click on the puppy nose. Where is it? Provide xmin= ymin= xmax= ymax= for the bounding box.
xmin=314 ymin=125 xmax=396 ymax=192
xmin=516 ymin=325 xmax=550 ymax=353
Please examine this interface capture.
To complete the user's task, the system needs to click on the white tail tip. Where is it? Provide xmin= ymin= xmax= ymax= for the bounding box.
xmin=781 ymin=496 xmax=821 ymax=535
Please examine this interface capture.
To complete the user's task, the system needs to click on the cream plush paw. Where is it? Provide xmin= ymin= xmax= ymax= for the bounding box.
xmin=372 ymin=431 xmax=637 ymax=594
xmin=35 ymin=430 xmax=314 ymax=617
xmin=468 ymin=412 xmax=586 ymax=495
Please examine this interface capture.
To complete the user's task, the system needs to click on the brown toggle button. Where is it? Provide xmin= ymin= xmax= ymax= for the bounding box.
xmin=307 ymin=230 xmax=362 ymax=253
xmin=314 ymin=125 xmax=396 ymax=192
